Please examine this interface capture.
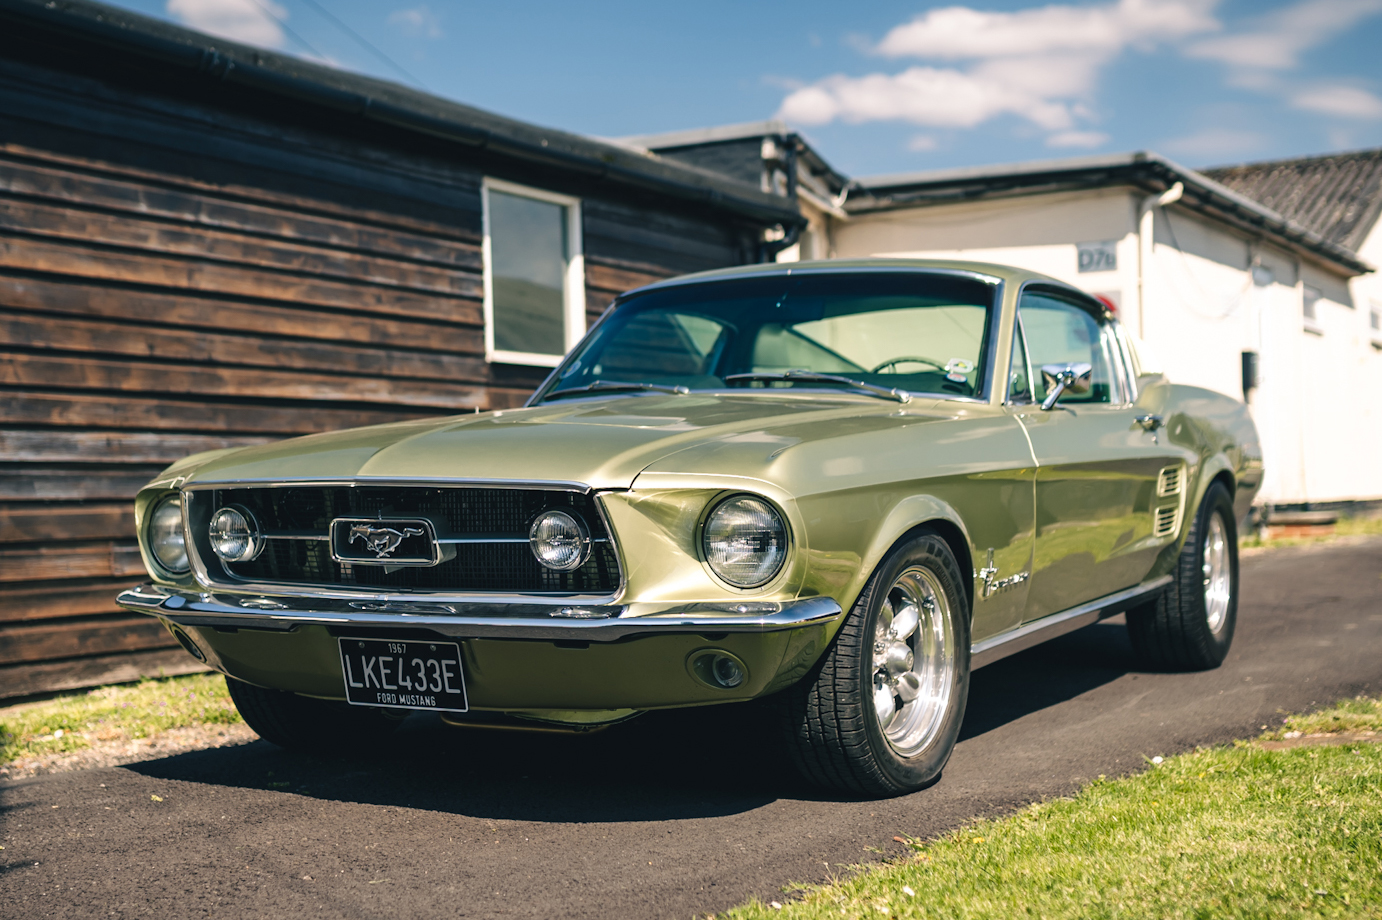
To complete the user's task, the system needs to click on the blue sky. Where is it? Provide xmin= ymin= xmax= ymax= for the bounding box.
xmin=103 ymin=0 xmax=1382 ymax=177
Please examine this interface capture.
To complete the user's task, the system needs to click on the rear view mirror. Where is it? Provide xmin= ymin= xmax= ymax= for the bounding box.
xmin=1040 ymin=363 xmax=1093 ymax=410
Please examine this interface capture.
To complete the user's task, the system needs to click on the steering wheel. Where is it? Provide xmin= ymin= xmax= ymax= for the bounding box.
xmin=870 ymin=356 xmax=949 ymax=374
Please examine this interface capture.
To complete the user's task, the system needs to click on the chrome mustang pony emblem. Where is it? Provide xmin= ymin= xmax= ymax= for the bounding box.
xmin=348 ymin=523 xmax=427 ymax=559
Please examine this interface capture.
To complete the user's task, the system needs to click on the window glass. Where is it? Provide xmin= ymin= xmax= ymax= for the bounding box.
xmin=1303 ymin=284 xmax=1321 ymax=324
xmin=488 ymin=188 xmax=570 ymax=357
xmin=541 ymin=273 xmax=996 ymax=401
xmin=1019 ymin=292 xmax=1116 ymax=404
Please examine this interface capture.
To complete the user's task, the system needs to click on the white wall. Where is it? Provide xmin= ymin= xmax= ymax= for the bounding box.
xmin=829 ymin=188 xmax=1382 ymax=505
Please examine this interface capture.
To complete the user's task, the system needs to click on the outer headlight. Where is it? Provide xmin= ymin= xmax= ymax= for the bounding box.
xmin=209 ymin=505 xmax=263 ymax=563
xmin=529 ymin=510 xmax=590 ymax=571
xmin=148 ymin=494 xmax=190 ymax=575
xmin=702 ymin=494 xmax=787 ymax=588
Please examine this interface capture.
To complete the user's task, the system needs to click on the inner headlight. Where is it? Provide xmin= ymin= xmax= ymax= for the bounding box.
xmin=702 ymin=494 xmax=787 ymax=588
xmin=209 ymin=506 xmax=263 ymax=563
xmin=148 ymin=493 xmax=190 ymax=575
xmin=529 ymin=510 xmax=590 ymax=571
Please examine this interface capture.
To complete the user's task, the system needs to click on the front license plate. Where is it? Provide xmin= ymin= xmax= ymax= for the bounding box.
xmin=338 ymin=638 xmax=468 ymax=712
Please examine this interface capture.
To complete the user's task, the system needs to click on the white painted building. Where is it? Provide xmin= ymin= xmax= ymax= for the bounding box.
xmin=628 ymin=125 xmax=1381 ymax=509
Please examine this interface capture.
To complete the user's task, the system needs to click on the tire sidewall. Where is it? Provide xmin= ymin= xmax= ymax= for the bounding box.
xmin=856 ymin=534 xmax=971 ymax=791
xmin=1190 ymin=482 xmax=1238 ymax=659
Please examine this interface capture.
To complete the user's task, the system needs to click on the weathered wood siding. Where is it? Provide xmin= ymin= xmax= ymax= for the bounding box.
xmin=0 ymin=49 xmax=754 ymax=699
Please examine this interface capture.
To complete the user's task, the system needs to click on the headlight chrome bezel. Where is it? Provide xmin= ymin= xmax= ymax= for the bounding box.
xmin=147 ymin=492 xmax=191 ymax=576
xmin=700 ymin=493 xmax=790 ymax=590
xmin=208 ymin=505 xmax=264 ymax=564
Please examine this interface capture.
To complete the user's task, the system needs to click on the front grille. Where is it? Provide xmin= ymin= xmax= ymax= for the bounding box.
xmin=189 ymin=485 xmax=621 ymax=594
xmin=1157 ymin=466 xmax=1182 ymax=497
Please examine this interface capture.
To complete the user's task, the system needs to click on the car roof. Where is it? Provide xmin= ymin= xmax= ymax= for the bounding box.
xmin=626 ymin=258 xmax=1096 ymax=307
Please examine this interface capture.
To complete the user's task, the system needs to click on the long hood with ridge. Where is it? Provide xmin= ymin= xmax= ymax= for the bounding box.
xmin=175 ymin=394 xmax=958 ymax=490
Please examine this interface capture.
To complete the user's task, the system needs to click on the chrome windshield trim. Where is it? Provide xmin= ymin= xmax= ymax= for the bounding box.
xmin=117 ymin=584 xmax=843 ymax=642
xmin=970 ymin=576 xmax=1172 ymax=669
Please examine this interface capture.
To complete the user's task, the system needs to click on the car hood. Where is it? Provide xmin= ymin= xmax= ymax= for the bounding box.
xmin=177 ymin=394 xmax=956 ymax=490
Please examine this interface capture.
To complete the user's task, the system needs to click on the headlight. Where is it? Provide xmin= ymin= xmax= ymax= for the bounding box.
xmin=702 ymin=494 xmax=787 ymax=588
xmin=209 ymin=506 xmax=263 ymax=563
xmin=529 ymin=510 xmax=590 ymax=571
xmin=148 ymin=494 xmax=190 ymax=574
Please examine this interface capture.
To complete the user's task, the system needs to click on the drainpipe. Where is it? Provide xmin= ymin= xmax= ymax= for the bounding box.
xmin=758 ymin=134 xmax=804 ymax=263
xmin=1136 ymin=181 xmax=1184 ymax=339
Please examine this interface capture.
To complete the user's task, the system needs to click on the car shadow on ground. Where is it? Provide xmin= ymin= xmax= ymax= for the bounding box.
xmin=124 ymin=618 xmax=1140 ymax=818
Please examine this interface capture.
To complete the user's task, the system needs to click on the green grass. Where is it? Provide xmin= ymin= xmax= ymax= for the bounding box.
xmin=1241 ymin=515 xmax=1382 ymax=550
xmin=727 ymin=697 xmax=1382 ymax=919
xmin=0 ymin=673 xmax=241 ymax=765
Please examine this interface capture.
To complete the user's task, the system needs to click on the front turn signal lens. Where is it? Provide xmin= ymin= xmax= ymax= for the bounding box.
xmin=702 ymin=494 xmax=787 ymax=588
xmin=529 ymin=510 xmax=591 ymax=571
xmin=148 ymin=494 xmax=190 ymax=575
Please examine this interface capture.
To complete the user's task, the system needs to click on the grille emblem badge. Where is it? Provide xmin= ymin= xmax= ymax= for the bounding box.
xmin=330 ymin=518 xmax=439 ymax=566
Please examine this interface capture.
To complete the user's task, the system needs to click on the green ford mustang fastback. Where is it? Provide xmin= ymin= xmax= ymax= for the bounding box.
xmin=118 ymin=259 xmax=1262 ymax=796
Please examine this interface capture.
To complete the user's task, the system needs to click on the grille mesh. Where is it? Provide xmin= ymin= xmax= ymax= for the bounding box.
xmin=204 ymin=486 xmax=620 ymax=594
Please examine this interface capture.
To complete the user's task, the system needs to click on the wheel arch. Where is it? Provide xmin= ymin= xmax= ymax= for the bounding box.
xmin=855 ymin=496 xmax=975 ymax=617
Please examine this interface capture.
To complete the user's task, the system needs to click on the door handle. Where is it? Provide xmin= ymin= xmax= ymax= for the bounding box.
xmin=1135 ymin=414 xmax=1164 ymax=432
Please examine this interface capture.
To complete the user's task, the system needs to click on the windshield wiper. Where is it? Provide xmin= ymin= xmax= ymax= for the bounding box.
xmin=723 ymin=370 xmax=911 ymax=404
xmin=543 ymin=380 xmax=690 ymax=401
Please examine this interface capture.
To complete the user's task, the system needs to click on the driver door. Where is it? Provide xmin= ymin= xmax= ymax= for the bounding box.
xmin=1008 ymin=289 xmax=1182 ymax=621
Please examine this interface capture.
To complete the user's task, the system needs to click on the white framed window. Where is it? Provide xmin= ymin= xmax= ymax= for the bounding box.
xmin=481 ymin=178 xmax=585 ymax=366
xmin=1303 ymin=283 xmax=1322 ymax=334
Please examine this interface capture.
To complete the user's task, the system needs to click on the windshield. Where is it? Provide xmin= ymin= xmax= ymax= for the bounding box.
xmin=536 ymin=272 xmax=996 ymax=403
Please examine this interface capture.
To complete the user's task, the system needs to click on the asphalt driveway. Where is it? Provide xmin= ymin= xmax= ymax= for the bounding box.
xmin=3 ymin=536 xmax=1380 ymax=919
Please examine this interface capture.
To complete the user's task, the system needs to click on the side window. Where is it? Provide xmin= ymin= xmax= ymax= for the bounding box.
xmin=483 ymin=179 xmax=584 ymax=366
xmin=1019 ymin=292 xmax=1117 ymax=405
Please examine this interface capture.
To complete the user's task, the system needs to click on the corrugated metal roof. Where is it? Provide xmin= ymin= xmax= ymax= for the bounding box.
xmin=1202 ymin=149 xmax=1382 ymax=252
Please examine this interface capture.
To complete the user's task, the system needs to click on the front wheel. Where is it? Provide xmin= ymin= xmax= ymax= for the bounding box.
xmin=780 ymin=533 xmax=970 ymax=797
xmin=226 ymin=677 xmax=399 ymax=754
xmin=1127 ymin=481 xmax=1238 ymax=671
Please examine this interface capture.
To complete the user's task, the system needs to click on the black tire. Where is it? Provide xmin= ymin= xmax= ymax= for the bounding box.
xmin=225 ymin=676 xmax=399 ymax=754
xmin=780 ymin=533 xmax=970 ymax=797
xmin=1127 ymin=481 xmax=1238 ymax=671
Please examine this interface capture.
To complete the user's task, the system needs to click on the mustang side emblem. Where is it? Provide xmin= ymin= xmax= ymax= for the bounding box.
xmin=977 ymin=548 xmax=1030 ymax=599
xmin=349 ymin=523 xmax=426 ymax=559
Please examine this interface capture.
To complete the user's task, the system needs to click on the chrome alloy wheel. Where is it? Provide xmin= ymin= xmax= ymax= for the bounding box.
xmin=1202 ymin=510 xmax=1231 ymax=633
xmin=870 ymin=566 xmax=956 ymax=757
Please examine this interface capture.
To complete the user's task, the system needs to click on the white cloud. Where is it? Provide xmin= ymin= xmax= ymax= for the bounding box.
xmin=1187 ymin=0 xmax=1382 ymax=70
xmin=1290 ymin=84 xmax=1382 ymax=119
xmin=389 ymin=6 xmax=444 ymax=39
xmin=778 ymin=0 xmax=1218 ymax=144
xmin=875 ymin=0 xmax=1217 ymax=59
xmin=1162 ymin=127 xmax=1268 ymax=159
xmin=166 ymin=0 xmax=285 ymax=48
xmin=1046 ymin=130 xmax=1112 ymax=148
xmin=907 ymin=134 xmax=939 ymax=152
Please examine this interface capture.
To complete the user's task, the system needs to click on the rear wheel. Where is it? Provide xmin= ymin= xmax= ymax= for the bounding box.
xmin=1127 ymin=481 xmax=1238 ymax=670
xmin=780 ymin=533 xmax=970 ymax=797
xmin=226 ymin=677 xmax=399 ymax=754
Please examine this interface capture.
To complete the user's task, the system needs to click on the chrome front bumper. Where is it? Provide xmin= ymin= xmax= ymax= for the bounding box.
xmin=117 ymin=583 xmax=844 ymax=642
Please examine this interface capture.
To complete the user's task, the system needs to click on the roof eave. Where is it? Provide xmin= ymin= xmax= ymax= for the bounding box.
xmin=849 ymin=152 xmax=1372 ymax=277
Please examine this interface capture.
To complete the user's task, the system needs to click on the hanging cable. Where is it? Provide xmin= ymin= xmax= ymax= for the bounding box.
xmin=294 ymin=0 xmax=431 ymax=91
xmin=243 ymin=0 xmax=329 ymax=61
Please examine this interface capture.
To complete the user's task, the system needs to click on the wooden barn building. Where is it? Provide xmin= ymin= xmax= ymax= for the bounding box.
xmin=0 ymin=0 xmax=800 ymax=698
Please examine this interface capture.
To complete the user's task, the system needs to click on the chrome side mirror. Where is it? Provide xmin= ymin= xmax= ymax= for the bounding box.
xmin=1040 ymin=363 xmax=1093 ymax=410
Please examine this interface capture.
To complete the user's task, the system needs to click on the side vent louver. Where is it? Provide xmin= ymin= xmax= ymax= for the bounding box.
xmin=1154 ymin=506 xmax=1179 ymax=538
xmin=1157 ymin=466 xmax=1182 ymax=497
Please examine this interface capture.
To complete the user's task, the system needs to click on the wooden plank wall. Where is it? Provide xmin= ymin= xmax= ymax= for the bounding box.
xmin=0 ymin=52 xmax=750 ymax=700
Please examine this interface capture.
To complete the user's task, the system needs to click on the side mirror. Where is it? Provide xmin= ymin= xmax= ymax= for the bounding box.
xmin=1040 ymin=363 xmax=1093 ymax=410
